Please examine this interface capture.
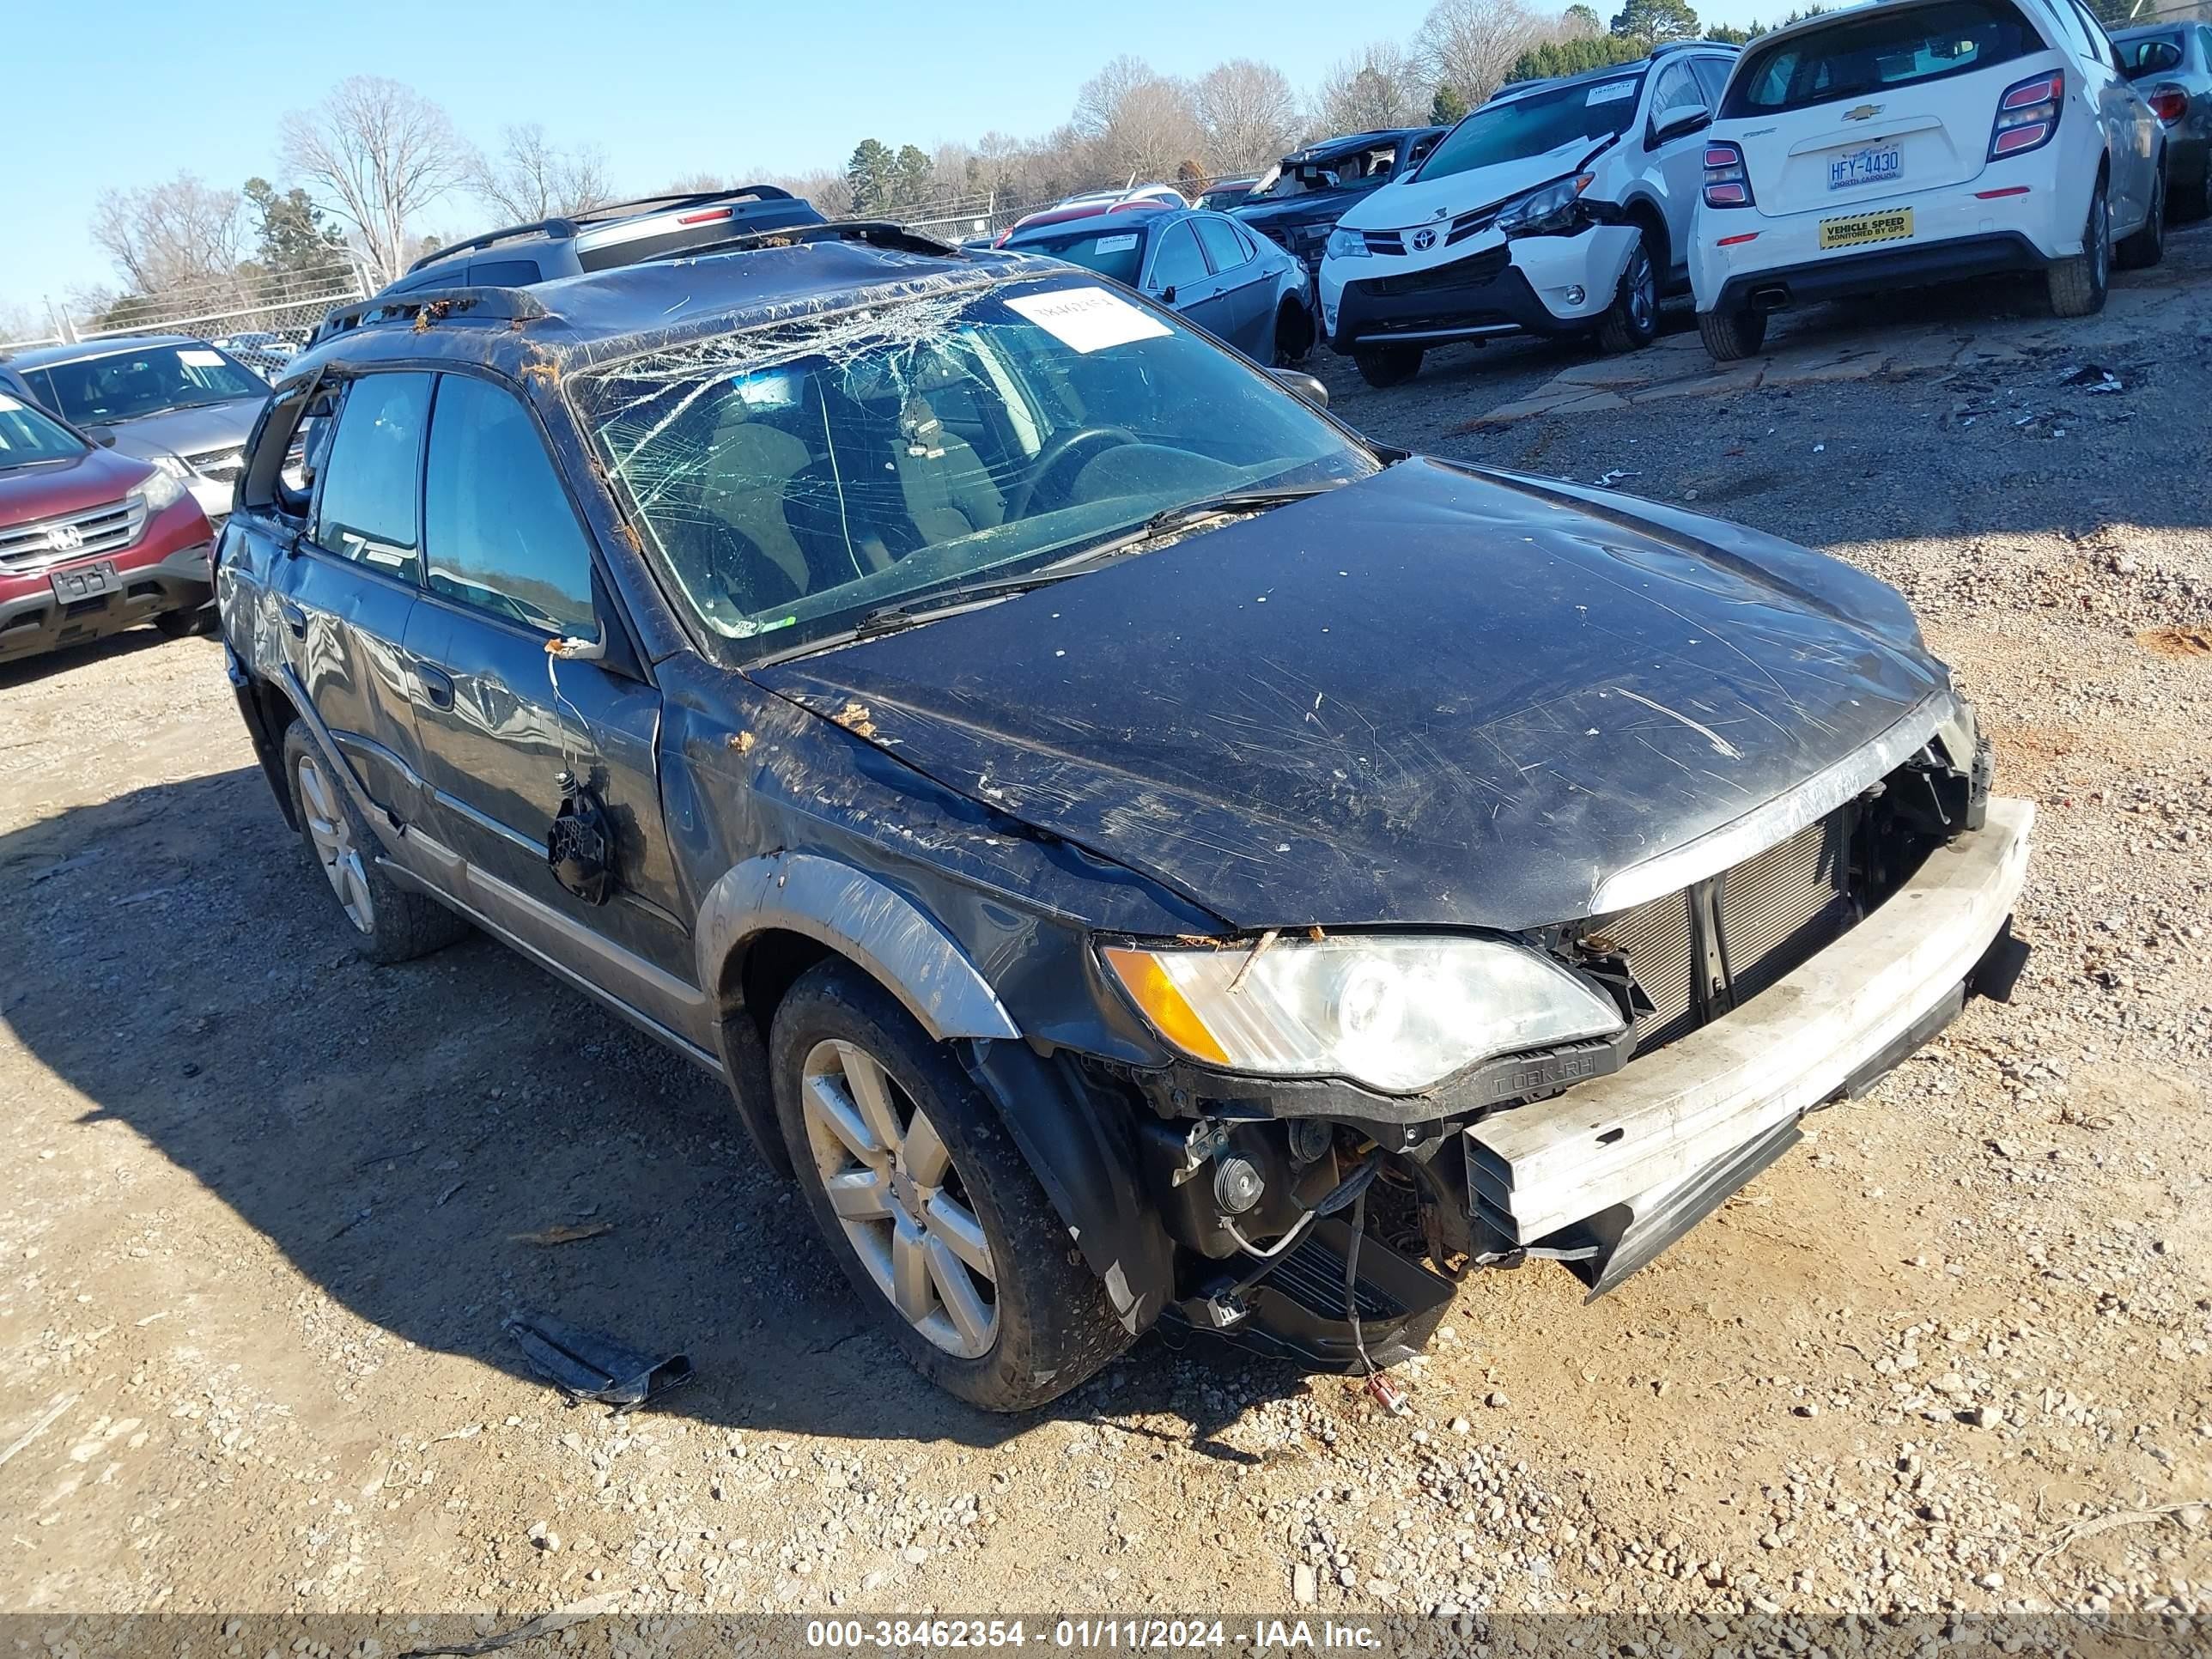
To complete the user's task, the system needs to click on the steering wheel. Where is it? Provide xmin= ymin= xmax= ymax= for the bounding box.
xmin=1006 ymin=426 xmax=1137 ymax=520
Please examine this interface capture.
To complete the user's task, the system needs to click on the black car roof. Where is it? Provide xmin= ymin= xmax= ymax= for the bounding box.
xmin=1281 ymin=127 xmax=1443 ymax=165
xmin=290 ymin=226 xmax=1039 ymax=384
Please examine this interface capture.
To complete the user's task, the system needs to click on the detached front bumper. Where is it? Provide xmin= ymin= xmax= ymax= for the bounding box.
xmin=1325 ymin=224 xmax=1634 ymax=351
xmin=1466 ymin=796 xmax=2035 ymax=1296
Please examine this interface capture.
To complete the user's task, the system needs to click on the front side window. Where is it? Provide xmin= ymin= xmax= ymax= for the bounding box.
xmin=1724 ymin=0 xmax=2042 ymax=116
xmin=33 ymin=343 xmax=266 ymax=426
xmin=1650 ymin=60 xmax=1705 ymax=119
xmin=1417 ymin=76 xmax=1647 ymax=182
xmin=0 ymin=390 xmax=88 ymax=469
xmin=313 ymin=372 xmax=432 ymax=578
xmin=574 ymin=276 xmax=1376 ymax=659
xmin=422 ymin=374 xmax=597 ymax=636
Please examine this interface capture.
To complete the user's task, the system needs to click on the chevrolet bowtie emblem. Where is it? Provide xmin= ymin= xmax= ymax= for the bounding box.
xmin=1843 ymin=103 xmax=1883 ymax=120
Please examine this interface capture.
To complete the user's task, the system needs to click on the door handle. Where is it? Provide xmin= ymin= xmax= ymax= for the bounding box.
xmin=416 ymin=663 xmax=455 ymax=710
xmin=278 ymin=599 xmax=308 ymax=639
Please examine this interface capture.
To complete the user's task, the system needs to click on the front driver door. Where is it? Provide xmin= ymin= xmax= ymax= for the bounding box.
xmin=398 ymin=370 xmax=702 ymax=1044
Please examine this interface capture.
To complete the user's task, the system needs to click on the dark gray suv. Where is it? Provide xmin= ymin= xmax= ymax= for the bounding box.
xmin=219 ymin=222 xmax=2031 ymax=1410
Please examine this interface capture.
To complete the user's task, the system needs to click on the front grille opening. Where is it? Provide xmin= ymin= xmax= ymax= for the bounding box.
xmin=1594 ymin=810 xmax=1868 ymax=1057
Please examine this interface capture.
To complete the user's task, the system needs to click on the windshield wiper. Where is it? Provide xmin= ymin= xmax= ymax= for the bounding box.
xmin=851 ymin=566 xmax=1101 ymax=638
xmin=1139 ymin=482 xmax=1343 ymax=536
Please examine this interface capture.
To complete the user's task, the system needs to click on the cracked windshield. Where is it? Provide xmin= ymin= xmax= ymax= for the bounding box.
xmin=574 ymin=276 xmax=1376 ymax=653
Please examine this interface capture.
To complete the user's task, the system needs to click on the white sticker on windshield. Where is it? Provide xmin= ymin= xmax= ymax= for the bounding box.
xmin=0 ymin=393 xmax=19 ymax=412
xmin=1587 ymin=80 xmax=1637 ymax=105
xmin=1007 ymin=285 xmax=1171 ymax=353
xmin=179 ymin=349 xmax=225 ymax=367
xmin=1092 ymin=234 xmax=1140 ymax=253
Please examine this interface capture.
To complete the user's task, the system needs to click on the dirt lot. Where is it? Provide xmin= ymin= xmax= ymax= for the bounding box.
xmin=5 ymin=229 xmax=2212 ymax=1638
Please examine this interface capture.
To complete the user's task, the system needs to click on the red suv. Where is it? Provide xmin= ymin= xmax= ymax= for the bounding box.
xmin=0 ymin=389 xmax=215 ymax=665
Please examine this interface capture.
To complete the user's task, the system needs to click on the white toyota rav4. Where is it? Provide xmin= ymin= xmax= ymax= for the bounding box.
xmin=1692 ymin=0 xmax=2166 ymax=359
xmin=1318 ymin=44 xmax=1741 ymax=387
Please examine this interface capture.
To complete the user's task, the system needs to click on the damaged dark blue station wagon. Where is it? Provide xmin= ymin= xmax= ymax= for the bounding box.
xmin=218 ymin=222 xmax=2033 ymax=1410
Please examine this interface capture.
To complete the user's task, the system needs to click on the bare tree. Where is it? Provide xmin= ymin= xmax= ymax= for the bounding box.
xmin=1417 ymin=0 xmax=1547 ymax=112
xmin=1315 ymin=43 xmax=1428 ymax=135
xmin=466 ymin=125 xmax=613 ymax=224
xmin=88 ymin=173 xmax=247 ymax=299
xmin=1194 ymin=60 xmax=1304 ymax=173
xmin=1072 ymin=56 xmax=1206 ymax=184
xmin=280 ymin=76 xmax=471 ymax=286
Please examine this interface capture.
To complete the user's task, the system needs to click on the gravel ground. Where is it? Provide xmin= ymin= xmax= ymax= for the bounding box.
xmin=3 ymin=227 xmax=2210 ymax=1643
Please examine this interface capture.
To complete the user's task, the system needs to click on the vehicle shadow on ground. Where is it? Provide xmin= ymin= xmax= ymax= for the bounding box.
xmin=0 ymin=766 xmax=1322 ymax=1451
xmin=0 ymin=624 xmax=173 ymax=690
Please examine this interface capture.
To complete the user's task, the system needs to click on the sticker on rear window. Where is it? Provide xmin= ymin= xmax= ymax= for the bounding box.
xmin=1092 ymin=234 xmax=1139 ymax=253
xmin=0 ymin=393 xmax=20 ymax=412
xmin=179 ymin=349 xmax=226 ymax=367
xmin=1587 ymin=80 xmax=1636 ymax=105
xmin=1007 ymin=286 xmax=1172 ymax=353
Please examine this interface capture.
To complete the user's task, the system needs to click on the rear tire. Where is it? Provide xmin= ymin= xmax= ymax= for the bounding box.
xmin=1698 ymin=302 xmax=1767 ymax=362
xmin=1273 ymin=299 xmax=1315 ymax=367
xmin=1352 ymin=345 xmax=1423 ymax=387
xmin=281 ymin=721 xmax=468 ymax=966
xmin=769 ymin=959 xmax=1132 ymax=1412
xmin=2047 ymin=181 xmax=2111 ymax=317
xmin=2179 ymin=163 xmax=2212 ymax=222
xmin=1595 ymin=232 xmax=1660 ymax=354
xmin=2116 ymin=160 xmax=2166 ymax=270
xmin=155 ymin=602 xmax=216 ymax=640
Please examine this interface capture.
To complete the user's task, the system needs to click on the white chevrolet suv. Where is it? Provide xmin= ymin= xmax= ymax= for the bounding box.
xmin=1692 ymin=0 xmax=2166 ymax=359
xmin=1318 ymin=44 xmax=1741 ymax=387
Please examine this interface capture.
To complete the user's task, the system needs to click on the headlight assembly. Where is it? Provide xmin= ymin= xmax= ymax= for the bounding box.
xmin=135 ymin=460 xmax=188 ymax=514
xmin=1496 ymin=172 xmax=1595 ymax=239
xmin=1324 ymin=226 xmax=1370 ymax=261
xmin=1102 ymin=934 xmax=1625 ymax=1095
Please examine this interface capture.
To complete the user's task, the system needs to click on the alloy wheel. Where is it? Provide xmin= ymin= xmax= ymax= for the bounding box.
xmin=1626 ymin=246 xmax=1656 ymax=335
xmin=295 ymin=750 xmax=374 ymax=935
xmin=800 ymin=1038 xmax=1000 ymax=1358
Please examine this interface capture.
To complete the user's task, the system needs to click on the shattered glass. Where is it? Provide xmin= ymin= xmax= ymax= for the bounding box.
xmin=569 ymin=272 xmax=1375 ymax=656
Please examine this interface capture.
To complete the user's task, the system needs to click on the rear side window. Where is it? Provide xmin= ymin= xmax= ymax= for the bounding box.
xmin=313 ymin=373 xmax=433 ymax=579
xmin=1691 ymin=55 xmax=1734 ymax=106
xmin=1194 ymin=216 xmax=1249 ymax=272
xmin=422 ymin=374 xmax=597 ymax=636
xmin=1723 ymin=0 xmax=2045 ymax=117
xmin=1149 ymin=222 xmax=1210 ymax=292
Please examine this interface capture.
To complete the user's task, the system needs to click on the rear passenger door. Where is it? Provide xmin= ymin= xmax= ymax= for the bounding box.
xmin=1192 ymin=215 xmax=1273 ymax=357
xmin=278 ymin=371 xmax=434 ymax=824
xmin=397 ymin=372 xmax=698 ymax=1028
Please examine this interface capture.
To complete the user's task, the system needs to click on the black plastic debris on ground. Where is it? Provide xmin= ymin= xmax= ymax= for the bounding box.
xmin=503 ymin=1311 xmax=692 ymax=1413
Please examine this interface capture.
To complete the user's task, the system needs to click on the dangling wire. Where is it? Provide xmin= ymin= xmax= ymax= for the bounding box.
xmin=1345 ymin=1186 xmax=1376 ymax=1379
xmin=544 ymin=638 xmax=592 ymax=787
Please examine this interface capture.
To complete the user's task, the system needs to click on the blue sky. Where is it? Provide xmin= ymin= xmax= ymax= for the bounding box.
xmin=5 ymin=0 xmax=1770 ymax=311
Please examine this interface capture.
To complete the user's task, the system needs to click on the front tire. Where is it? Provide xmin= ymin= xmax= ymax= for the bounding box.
xmin=2047 ymin=180 xmax=2112 ymax=317
xmin=1352 ymin=345 xmax=1423 ymax=387
xmin=2116 ymin=160 xmax=2166 ymax=270
xmin=1595 ymin=232 xmax=1660 ymax=354
xmin=769 ymin=960 xmax=1132 ymax=1412
xmin=281 ymin=722 xmax=468 ymax=965
xmin=1698 ymin=301 xmax=1767 ymax=362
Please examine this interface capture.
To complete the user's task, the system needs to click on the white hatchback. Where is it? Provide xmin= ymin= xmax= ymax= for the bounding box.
xmin=1692 ymin=0 xmax=2166 ymax=359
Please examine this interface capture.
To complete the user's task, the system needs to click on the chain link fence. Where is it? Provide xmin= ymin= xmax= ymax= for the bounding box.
xmin=3 ymin=263 xmax=368 ymax=378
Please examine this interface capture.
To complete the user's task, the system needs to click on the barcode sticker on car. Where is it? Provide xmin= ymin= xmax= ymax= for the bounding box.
xmin=1587 ymin=80 xmax=1636 ymax=105
xmin=1093 ymin=234 xmax=1140 ymax=252
xmin=1007 ymin=286 xmax=1172 ymax=353
xmin=179 ymin=349 xmax=225 ymax=367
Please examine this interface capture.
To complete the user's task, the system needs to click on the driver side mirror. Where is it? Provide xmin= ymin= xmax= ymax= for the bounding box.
xmin=88 ymin=426 xmax=118 ymax=448
xmin=1158 ymin=285 xmax=1177 ymax=305
xmin=2123 ymin=40 xmax=2184 ymax=76
xmin=1649 ymin=104 xmax=1712 ymax=147
xmin=1267 ymin=368 xmax=1329 ymax=410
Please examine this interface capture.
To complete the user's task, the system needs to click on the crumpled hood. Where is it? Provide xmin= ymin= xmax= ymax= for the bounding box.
xmin=1338 ymin=138 xmax=1599 ymax=234
xmin=1233 ymin=191 xmax=1354 ymax=238
xmin=753 ymin=459 xmax=1948 ymax=933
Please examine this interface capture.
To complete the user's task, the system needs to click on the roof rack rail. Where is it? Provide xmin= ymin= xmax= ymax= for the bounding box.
xmin=312 ymin=286 xmax=553 ymax=346
xmin=404 ymin=185 xmax=797 ymax=273
xmin=634 ymin=219 xmax=963 ymax=268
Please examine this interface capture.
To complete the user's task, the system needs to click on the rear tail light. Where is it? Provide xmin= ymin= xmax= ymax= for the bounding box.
xmin=1703 ymin=142 xmax=1753 ymax=208
xmin=1990 ymin=69 xmax=2063 ymax=161
xmin=2148 ymin=83 xmax=2189 ymax=125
